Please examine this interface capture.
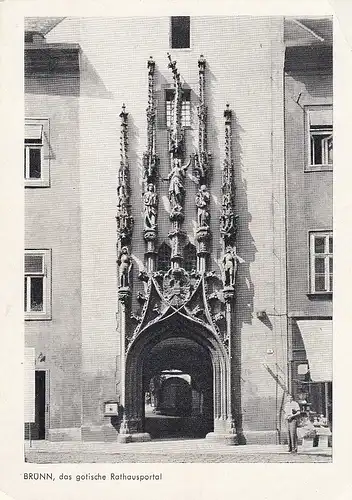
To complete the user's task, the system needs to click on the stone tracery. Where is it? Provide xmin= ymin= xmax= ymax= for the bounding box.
xmin=194 ymin=55 xmax=211 ymax=273
xmin=143 ymin=57 xmax=159 ymax=274
xmin=116 ymin=104 xmax=134 ymax=250
xmin=117 ymin=61 xmax=240 ymax=444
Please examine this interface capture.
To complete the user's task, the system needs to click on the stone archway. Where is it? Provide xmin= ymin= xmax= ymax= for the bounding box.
xmin=124 ymin=308 xmax=233 ymax=440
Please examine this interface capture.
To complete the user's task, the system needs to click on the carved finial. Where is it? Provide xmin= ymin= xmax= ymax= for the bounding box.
xmin=147 ymin=56 xmax=155 ymax=74
xmin=167 ymin=53 xmax=180 ymax=83
xmin=198 ymin=54 xmax=206 ymax=72
xmin=116 ymin=103 xmax=134 ymax=247
xmin=220 ymin=103 xmax=237 ymax=249
xmin=224 ymin=104 xmax=232 ymax=123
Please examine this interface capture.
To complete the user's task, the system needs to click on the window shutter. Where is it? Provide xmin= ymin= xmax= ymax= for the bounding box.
xmin=25 ymin=124 xmax=43 ymax=142
xmin=309 ymin=108 xmax=332 ymax=126
xmin=25 ymin=254 xmax=44 ymax=274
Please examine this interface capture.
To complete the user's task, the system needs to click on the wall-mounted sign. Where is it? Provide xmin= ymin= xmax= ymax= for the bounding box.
xmin=104 ymin=401 xmax=119 ymax=416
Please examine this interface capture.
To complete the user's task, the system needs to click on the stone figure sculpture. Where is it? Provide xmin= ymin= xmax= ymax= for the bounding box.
xmin=168 ymin=157 xmax=191 ymax=212
xmin=144 ymin=183 xmax=158 ymax=230
xmin=195 ymin=184 xmax=210 ymax=228
xmin=222 ymin=246 xmax=238 ymax=287
xmin=118 ymin=246 xmax=132 ymax=288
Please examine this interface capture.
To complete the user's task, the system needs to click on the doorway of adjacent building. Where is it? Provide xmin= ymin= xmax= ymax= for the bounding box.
xmin=24 ymin=370 xmax=47 ymax=440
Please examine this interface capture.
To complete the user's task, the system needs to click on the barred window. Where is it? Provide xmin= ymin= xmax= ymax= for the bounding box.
xmin=166 ymin=89 xmax=191 ymax=128
xmin=184 ymin=243 xmax=197 ymax=273
xmin=157 ymin=243 xmax=171 ymax=272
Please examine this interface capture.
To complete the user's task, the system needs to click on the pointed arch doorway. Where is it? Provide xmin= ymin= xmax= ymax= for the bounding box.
xmin=143 ymin=336 xmax=213 ymax=438
xmin=124 ymin=295 xmax=233 ymax=441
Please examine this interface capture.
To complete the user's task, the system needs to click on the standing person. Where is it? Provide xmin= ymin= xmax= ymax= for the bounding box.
xmin=284 ymin=394 xmax=301 ymax=453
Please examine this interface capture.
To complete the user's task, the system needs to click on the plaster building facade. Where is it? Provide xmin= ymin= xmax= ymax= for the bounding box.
xmin=284 ymin=18 xmax=333 ymax=427
xmin=24 ymin=16 xmax=332 ymax=445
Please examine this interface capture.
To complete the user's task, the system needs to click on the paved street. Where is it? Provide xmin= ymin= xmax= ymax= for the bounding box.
xmin=24 ymin=439 xmax=332 ymax=463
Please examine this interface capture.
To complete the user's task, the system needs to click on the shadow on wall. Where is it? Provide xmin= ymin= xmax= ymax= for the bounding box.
xmin=232 ymin=113 xmax=257 ymax=442
xmin=25 ymin=75 xmax=80 ymax=97
xmin=79 ymin=52 xmax=114 ymax=99
xmin=25 ymin=51 xmax=113 ymax=99
xmin=232 ymin=113 xmax=256 ymax=326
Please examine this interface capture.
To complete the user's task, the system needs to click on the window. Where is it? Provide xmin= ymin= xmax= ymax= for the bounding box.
xmin=170 ymin=16 xmax=190 ymax=49
xmin=306 ymin=106 xmax=333 ymax=170
xmin=157 ymin=243 xmax=171 ymax=272
xmin=184 ymin=243 xmax=197 ymax=272
xmin=166 ymin=89 xmax=191 ymax=128
xmin=24 ymin=119 xmax=50 ymax=187
xmin=310 ymin=232 xmax=333 ymax=293
xmin=25 ymin=250 xmax=51 ymax=320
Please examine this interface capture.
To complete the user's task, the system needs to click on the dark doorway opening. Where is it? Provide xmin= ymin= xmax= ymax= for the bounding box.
xmin=24 ymin=370 xmax=46 ymax=440
xmin=143 ymin=337 xmax=213 ymax=439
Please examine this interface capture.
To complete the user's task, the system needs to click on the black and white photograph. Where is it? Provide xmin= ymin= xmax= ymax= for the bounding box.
xmin=21 ymin=14 xmax=334 ymax=464
xmin=4 ymin=3 xmax=352 ymax=498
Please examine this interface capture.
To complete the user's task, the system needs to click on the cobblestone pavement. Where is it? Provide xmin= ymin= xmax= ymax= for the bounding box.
xmin=25 ymin=450 xmax=331 ymax=463
xmin=24 ymin=438 xmax=332 ymax=463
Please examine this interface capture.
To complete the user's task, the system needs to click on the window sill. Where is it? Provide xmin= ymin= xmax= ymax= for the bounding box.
xmin=306 ymin=292 xmax=332 ymax=299
xmin=305 ymin=165 xmax=333 ymax=172
xmin=25 ymin=312 xmax=52 ymax=321
xmin=170 ymin=47 xmax=192 ymax=52
xmin=25 ymin=179 xmax=50 ymax=188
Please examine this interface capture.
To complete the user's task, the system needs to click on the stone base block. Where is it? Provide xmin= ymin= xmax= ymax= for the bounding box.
xmin=242 ymin=430 xmax=278 ymax=445
xmin=205 ymin=432 xmax=236 ymax=445
xmin=48 ymin=427 xmax=81 ymax=441
xmin=81 ymin=425 xmax=118 ymax=442
xmin=131 ymin=433 xmax=151 ymax=442
xmin=117 ymin=433 xmax=151 ymax=443
xmin=301 ymin=437 xmax=314 ymax=449
xmin=318 ymin=435 xmax=329 ymax=448
xmin=117 ymin=434 xmax=132 ymax=443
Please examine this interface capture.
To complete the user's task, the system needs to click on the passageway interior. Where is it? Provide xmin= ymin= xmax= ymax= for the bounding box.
xmin=143 ymin=337 xmax=213 ymax=439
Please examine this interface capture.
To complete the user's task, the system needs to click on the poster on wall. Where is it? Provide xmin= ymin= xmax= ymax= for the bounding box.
xmin=24 ymin=347 xmax=35 ymax=423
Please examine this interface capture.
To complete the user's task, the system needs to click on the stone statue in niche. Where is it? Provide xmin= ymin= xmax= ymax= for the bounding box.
xmin=143 ymin=183 xmax=158 ymax=230
xmin=168 ymin=157 xmax=191 ymax=212
xmin=118 ymin=246 xmax=132 ymax=288
xmin=195 ymin=184 xmax=210 ymax=228
xmin=194 ymin=152 xmax=209 ymax=183
xmin=222 ymin=246 xmax=238 ymax=287
xmin=117 ymin=185 xmax=128 ymax=209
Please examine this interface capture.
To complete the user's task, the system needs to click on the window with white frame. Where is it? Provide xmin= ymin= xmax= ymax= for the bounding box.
xmin=310 ymin=232 xmax=333 ymax=293
xmin=25 ymin=250 xmax=51 ymax=320
xmin=306 ymin=106 xmax=333 ymax=170
xmin=166 ymin=89 xmax=191 ymax=128
xmin=24 ymin=119 xmax=50 ymax=187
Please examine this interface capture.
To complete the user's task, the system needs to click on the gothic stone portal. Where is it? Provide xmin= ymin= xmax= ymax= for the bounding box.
xmin=124 ymin=311 xmax=233 ymax=440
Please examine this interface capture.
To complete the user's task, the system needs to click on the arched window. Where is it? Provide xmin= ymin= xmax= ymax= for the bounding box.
xmin=184 ymin=243 xmax=197 ymax=272
xmin=157 ymin=243 xmax=171 ymax=272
